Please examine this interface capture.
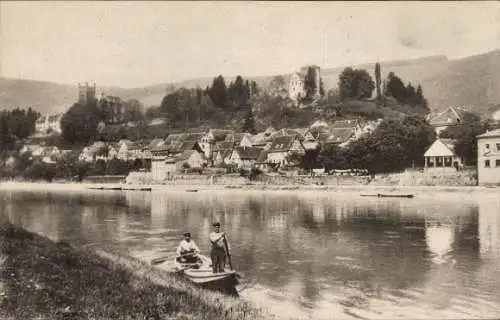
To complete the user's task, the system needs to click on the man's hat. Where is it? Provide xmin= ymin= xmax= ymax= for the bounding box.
xmin=212 ymin=222 xmax=220 ymax=227
xmin=183 ymin=232 xmax=191 ymax=237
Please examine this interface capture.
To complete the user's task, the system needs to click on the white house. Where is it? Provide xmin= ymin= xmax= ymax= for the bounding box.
xmin=212 ymin=141 xmax=233 ymax=166
xmin=35 ymin=113 xmax=64 ymax=134
xmin=477 ymin=129 xmax=500 ymax=185
xmin=266 ymin=135 xmax=305 ymax=166
xmin=175 ymin=150 xmax=205 ymax=171
xmin=151 ymin=156 xmax=176 ymax=181
xmin=423 ymin=139 xmax=463 ymax=171
xmin=227 ymin=147 xmax=263 ymax=169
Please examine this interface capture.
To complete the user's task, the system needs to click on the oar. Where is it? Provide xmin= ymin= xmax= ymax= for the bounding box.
xmin=222 ymin=235 xmax=233 ymax=270
xmin=151 ymin=252 xmax=199 ymax=265
xmin=151 ymin=256 xmax=170 ymax=265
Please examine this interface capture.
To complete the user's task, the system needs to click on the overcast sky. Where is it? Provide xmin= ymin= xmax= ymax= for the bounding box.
xmin=1 ymin=1 xmax=499 ymax=88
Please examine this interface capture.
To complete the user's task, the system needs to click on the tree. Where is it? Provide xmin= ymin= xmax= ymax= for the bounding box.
xmin=227 ymin=75 xmax=247 ymax=108
xmin=250 ymin=81 xmax=260 ymax=96
xmin=242 ymin=107 xmax=257 ymax=134
xmin=303 ymin=67 xmax=318 ymax=102
xmin=318 ymin=116 xmax=435 ymax=173
xmin=124 ymin=99 xmax=145 ymax=123
xmin=106 ymin=158 xmax=130 ymax=175
xmin=375 ymin=62 xmax=382 ymax=105
xmin=209 ymin=75 xmax=229 ymax=109
xmin=159 ymin=91 xmax=183 ymax=122
xmin=319 ymin=78 xmax=325 ymax=98
xmin=385 ymin=72 xmax=407 ymax=103
xmin=416 ymin=85 xmax=428 ymax=109
xmin=338 ymin=67 xmax=375 ymax=100
xmin=440 ymin=112 xmax=489 ymax=165
xmin=60 ymin=100 xmax=100 ymax=145
xmin=385 ymin=72 xmax=428 ymax=109
xmin=268 ymin=75 xmax=287 ymax=97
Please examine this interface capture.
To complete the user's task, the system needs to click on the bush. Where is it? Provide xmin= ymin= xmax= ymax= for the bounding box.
xmin=238 ymin=168 xmax=249 ymax=177
xmin=186 ymin=167 xmax=203 ymax=174
xmin=249 ymin=167 xmax=263 ymax=181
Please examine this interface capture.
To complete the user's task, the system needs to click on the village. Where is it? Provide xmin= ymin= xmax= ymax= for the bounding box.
xmin=14 ymin=76 xmax=500 ymax=187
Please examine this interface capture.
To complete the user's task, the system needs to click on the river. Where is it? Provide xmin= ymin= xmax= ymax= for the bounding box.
xmin=1 ymin=188 xmax=500 ymax=319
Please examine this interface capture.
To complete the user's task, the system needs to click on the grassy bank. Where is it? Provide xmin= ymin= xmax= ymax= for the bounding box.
xmin=0 ymin=222 xmax=269 ymax=320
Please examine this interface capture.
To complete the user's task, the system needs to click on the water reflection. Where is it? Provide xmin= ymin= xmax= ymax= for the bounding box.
xmin=1 ymin=189 xmax=500 ymax=319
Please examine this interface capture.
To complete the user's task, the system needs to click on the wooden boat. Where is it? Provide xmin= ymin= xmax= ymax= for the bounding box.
xmin=186 ymin=189 xmax=199 ymax=193
xmin=361 ymin=193 xmax=414 ymax=198
xmin=184 ymin=268 xmax=238 ymax=284
xmin=152 ymin=254 xmax=239 ymax=296
xmin=173 ymin=254 xmax=211 ymax=271
xmin=174 ymin=255 xmax=238 ymax=285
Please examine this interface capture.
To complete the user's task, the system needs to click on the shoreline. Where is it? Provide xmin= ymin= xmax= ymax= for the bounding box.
xmin=0 ymin=222 xmax=269 ymax=320
xmin=0 ymin=180 xmax=497 ymax=197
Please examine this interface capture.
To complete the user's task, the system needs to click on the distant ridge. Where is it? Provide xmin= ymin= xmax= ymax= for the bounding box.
xmin=2 ymin=50 xmax=500 ymax=118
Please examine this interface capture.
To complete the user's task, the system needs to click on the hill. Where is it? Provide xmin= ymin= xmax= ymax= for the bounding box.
xmin=2 ymin=50 xmax=500 ymax=118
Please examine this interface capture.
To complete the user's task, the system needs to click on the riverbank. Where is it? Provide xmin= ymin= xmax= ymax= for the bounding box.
xmin=0 ymin=222 xmax=268 ymax=320
xmin=1 ymin=180 xmax=498 ymax=197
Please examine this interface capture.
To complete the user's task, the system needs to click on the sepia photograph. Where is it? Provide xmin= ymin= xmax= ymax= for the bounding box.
xmin=1 ymin=1 xmax=500 ymax=319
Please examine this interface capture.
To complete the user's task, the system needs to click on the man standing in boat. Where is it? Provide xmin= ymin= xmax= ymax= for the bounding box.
xmin=209 ymin=222 xmax=231 ymax=273
xmin=176 ymin=232 xmax=201 ymax=263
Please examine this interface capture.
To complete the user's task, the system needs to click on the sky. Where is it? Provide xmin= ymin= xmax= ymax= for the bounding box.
xmin=1 ymin=1 xmax=500 ymax=88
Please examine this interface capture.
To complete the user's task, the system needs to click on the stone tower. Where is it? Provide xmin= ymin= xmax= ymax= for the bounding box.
xmin=78 ymin=82 xmax=96 ymax=103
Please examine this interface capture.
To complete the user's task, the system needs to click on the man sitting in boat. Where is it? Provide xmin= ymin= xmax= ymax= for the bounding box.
xmin=209 ymin=222 xmax=230 ymax=273
xmin=176 ymin=232 xmax=201 ymax=263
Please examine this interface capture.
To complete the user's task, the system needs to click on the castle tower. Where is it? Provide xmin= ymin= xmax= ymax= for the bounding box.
xmin=78 ymin=82 xmax=96 ymax=103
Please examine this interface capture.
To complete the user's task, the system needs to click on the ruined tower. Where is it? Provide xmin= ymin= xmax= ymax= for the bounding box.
xmin=78 ymin=82 xmax=96 ymax=103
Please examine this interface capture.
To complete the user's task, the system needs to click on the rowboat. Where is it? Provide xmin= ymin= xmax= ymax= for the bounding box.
xmin=184 ymin=268 xmax=238 ymax=284
xmin=361 ymin=193 xmax=414 ymax=198
xmin=173 ymin=254 xmax=211 ymax=271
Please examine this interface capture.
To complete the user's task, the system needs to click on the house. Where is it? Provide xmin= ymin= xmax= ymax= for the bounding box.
xmin=476 ymin=129 xmax=500 ymax=185
xmin=251 ymin=127 xmax=276 ymax=148
xmin=20 ymin=143 xmax=41 ymax=155
xmin=302 ymin=126 xmax=330 ymax=150
xmin=35 ymin=113 xmax=64 ymax=134
xmin=148 ymin=118 xmax=167 ymax=127
xmin=151 ymin=157 xmax=177 ymax=181
xmin=170 ymin=140 xmax=203 ymax=157
xmin=79 ymin=141 xmax=107 ymax=162
xmin=324 ymin=128 xmax=355 ymax=147
xmin=148 ymin=138 xmax=165 ymax=151
xmin=174 ymin=149 xmax=205 ymax=171
xmin=95 ymin=144 xmax=111 ymax=162
xmin=199 ymin=129 xmax=234 ymax=159
xmin=212 ymin=141 xmax=234 ymax=166
xmin=255 ymin=150 xmax=270 ymax=171
xmin=288 ymin=65 xmax=321 ymax=103
xmin=225 ymin=132 xmax=253 ymax=148
xmin=239 ymin=133 xmax=254 ymax=148
xmin=214 ymin=149 xmax=233 ymax=166
xmin=165 ymin=133 xmax=185 ymax=147
xmin=266 ymin=135 xmax=305 ymax=166
xmin=423 ymin=139 xmax=463 ymax=170
xmin=227 ymin=146 xmax=263 ymax=169
xmin=428 ymin=106 xmax=464 ymax=135
xmin=271 ymin=128 xmax=306 ymax=140
xmin=31 ymin=146 xmax=61 ymax=164
xmin=117 ymin=140 xmax=135 ymax=161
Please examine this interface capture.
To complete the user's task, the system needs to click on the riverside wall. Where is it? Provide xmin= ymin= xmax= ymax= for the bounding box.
xmin=125 ymin=167 xmax=478 ymax=187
